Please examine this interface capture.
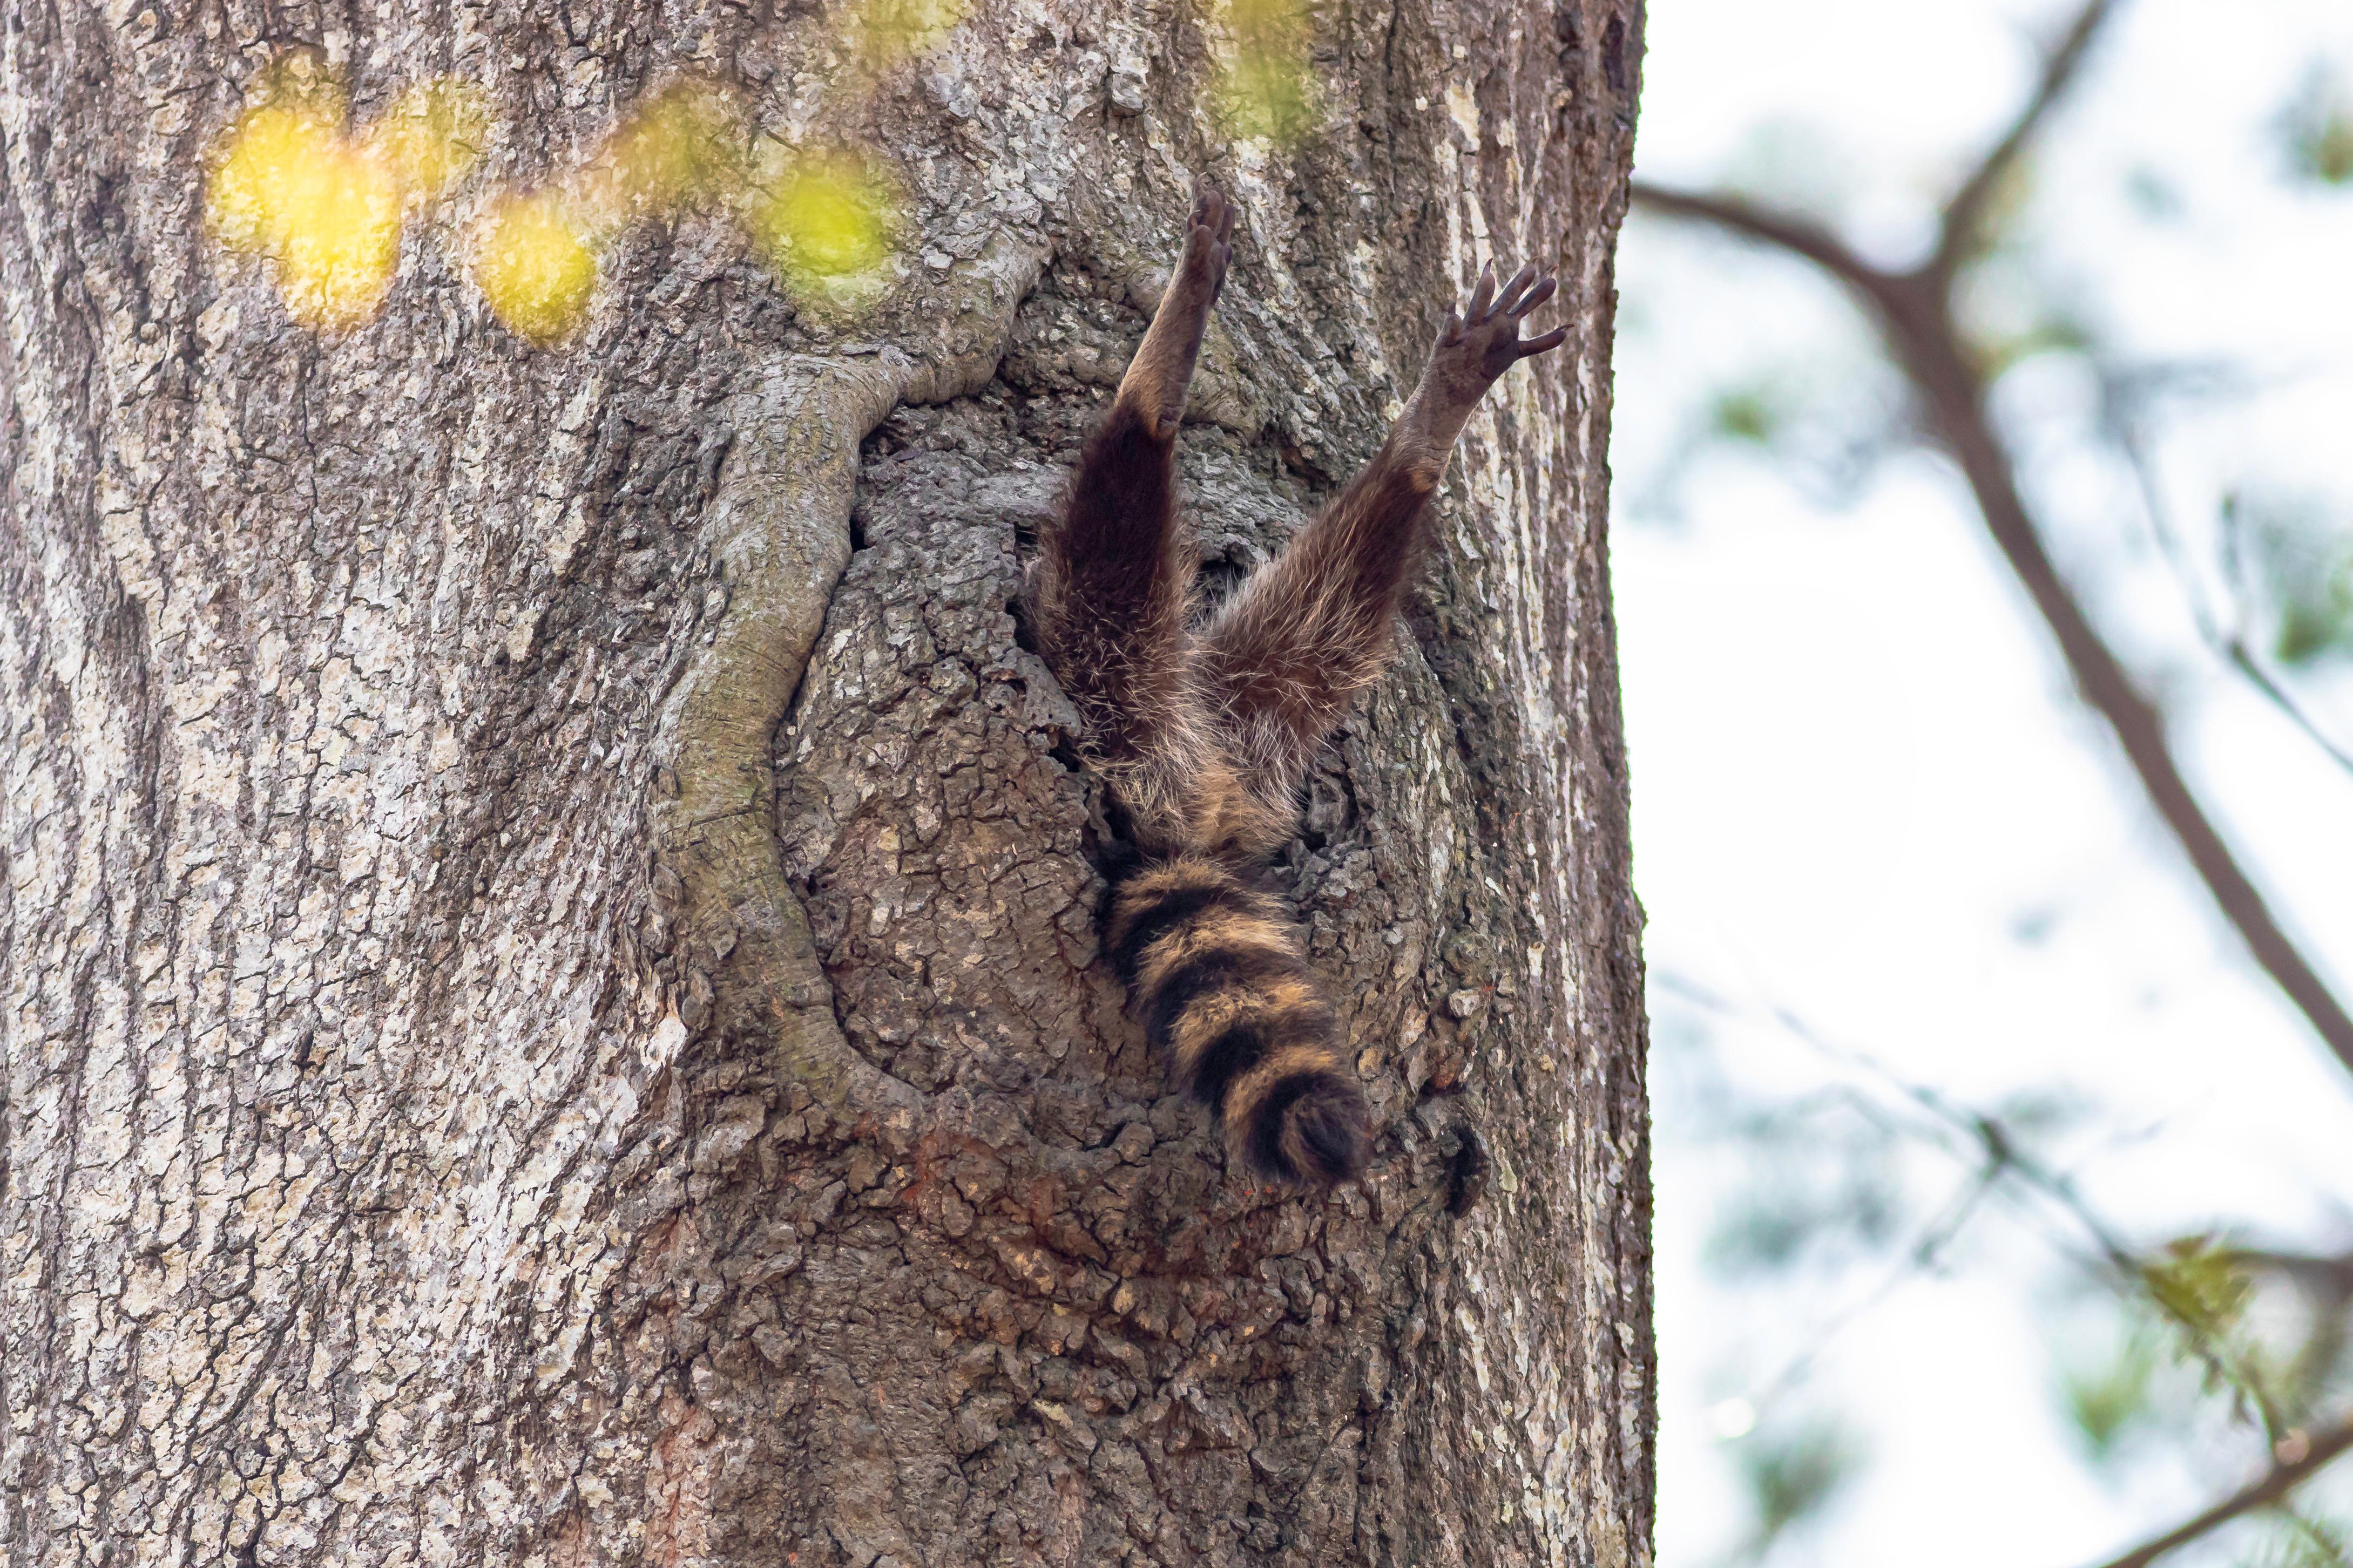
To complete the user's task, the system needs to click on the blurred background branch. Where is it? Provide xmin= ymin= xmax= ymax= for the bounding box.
xmin=1932 ymin=0 xmax=2123 ymax=280
xmin=1631 ymin=0 xmax=2353 ymax=1078
xmin=1622 ymin=1 xmax=2353 ymax=1558
xmin=2085 ymin=1415 xmax=2353 ymax=1568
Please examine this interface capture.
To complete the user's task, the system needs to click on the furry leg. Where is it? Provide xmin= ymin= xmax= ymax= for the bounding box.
xmin=1198 ymin=261 xmax=1568 ymax=836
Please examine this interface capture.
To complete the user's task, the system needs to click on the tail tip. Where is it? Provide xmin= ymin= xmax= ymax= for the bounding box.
xmin=1254 ymin=1076 xmax=1369 ymax=1187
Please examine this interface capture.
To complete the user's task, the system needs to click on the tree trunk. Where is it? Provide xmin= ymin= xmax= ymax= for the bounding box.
xmin=0 ymin=2 xmax=1649 ymax=1563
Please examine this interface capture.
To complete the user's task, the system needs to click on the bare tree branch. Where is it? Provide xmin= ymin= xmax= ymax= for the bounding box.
xmin=1874 ymin=301 xmax=2353 ymax=1080
xmin=2229 ymin=1246 xmax=2353 ymax=1295
xmin=2218 ymin=641 xmax=2353 ymax=776
xmin=2081 ymin=1415 xmax=2353 ymax=1568
xmin=1635 ymin=0 xmax=2126 ymax=287
xmin=2233 ymin=1245 xmax=2353 ymax=1397
xmin=1932 ymin=0 xmax=2128 ymax=278
xmin=1623 ymin=181 xmax=1887 ymax=295
xmin=1632 ymin=175 xmax=2353 ymax=1081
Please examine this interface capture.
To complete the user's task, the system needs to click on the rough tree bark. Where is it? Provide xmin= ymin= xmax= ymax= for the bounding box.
xmin=0 ymin=1 xmax=1649 ymax=1563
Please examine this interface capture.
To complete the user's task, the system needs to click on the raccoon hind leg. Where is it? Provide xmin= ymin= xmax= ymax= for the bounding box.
xmin=1197 ymin=260 xmax=1567 ymax=821
xmin=1024 ymin=181 xmax=1240 ymax=844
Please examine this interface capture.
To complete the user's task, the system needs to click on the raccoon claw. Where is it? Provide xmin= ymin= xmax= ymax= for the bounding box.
xmin=1179 ymin=177 xmax=1237 ymax=307
xmin=1415 ymin=259 xmax=1565 ymax=423
xmin=1118 ymin=179 xmax=1240 ymax=437
xmin=1446 ymin=259 xmax=1564 ymax=379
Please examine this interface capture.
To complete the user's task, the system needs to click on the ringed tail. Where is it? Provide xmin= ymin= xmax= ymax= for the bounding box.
xmin=1105 ymin=854 xmax=1369 ymax=1185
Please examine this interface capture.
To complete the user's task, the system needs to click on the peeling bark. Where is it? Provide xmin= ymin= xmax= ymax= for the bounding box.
xmin=0 ymin=1 xmax=1649 ymax=1563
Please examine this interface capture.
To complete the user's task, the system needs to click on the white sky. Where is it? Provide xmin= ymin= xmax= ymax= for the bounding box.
xmin=1616 ymin=1 xmax=2353 ymax=1562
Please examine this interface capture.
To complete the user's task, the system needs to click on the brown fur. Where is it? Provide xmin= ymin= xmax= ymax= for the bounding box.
xmin=1102 ymin=853 xmax=1357 ymax=1185
xmin=1026 ymin=184 xmax=1565 ymax=1187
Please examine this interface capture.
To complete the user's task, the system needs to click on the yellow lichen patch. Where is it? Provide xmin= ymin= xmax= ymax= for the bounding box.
xmin=206 ymin=60 xmax=485 ymax=331
xmin=593 ymin=79 xmax=741 ymax=220
xmin=207 ymin=104 xmax=404 ymax=330
xmin=368 ymin=80 xmax=489 ymax=200
xmin=272 ymin=144 xmax=404 ymax=329
xmin=850 ymin=0 xmax=970 ymax=69
xmin=472 ymin=193 xmax=598 ymax=344
xmin=1217 ymin=0 xmax=1316 ymax=144
xmin=748 ymin=151 xmax=896 ymax=294
xmin=208 ymin=104 xmax=335 ymax=253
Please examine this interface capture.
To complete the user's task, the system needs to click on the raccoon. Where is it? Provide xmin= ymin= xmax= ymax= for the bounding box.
xmin=1025 ymin=180 xmax=1565 ymax=1186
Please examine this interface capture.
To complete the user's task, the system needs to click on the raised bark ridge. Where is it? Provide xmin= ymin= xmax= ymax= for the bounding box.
xmin=648 ymin=227 xmax=1039 ymax=1126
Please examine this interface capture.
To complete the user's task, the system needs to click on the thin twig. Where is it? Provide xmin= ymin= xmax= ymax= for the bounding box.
xmin=2219 ymin=642 xmax=2353 ymax=776
xmin=2108 ymin=398 xmax=2353 ymax=778
xmin=1661 ymin=971 xmax=2294 ymax=1436
xmin=2080 ymin=1415 xmax=2353 ymax=1568
xmin=1932 ymin=0 xmax=2127 ymax=278
xmin=2228 ymin=1246 xmax=2353 ymax=1294
xmin=1738 ymin=1162 xmax=2004 ymax=1412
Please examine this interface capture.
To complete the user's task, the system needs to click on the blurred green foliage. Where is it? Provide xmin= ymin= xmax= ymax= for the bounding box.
xmin=1657 ymin=989 xmax=2353 ymax=1567
xmin=1737 ymin=1416 xmax=1859 ymax=1553
xmin=209 ymin=3 xmax=964 ymax=342
xmin=1218 ymin=0 xmax=1315 ymax=143
xmin=2243 ymin=1512 xmax=2351 ymax=1568
xmin=473 ymin=193 xmax=598 ymax=344
xmin=2278 ymin=66 xmax=2353 ymax=187
xmin=206 ymin=54 xmax=485 ymax=331
xmin=2061 ymin=1326 xmax=2163 ymax=1462
xmin=2229 ymin=495 xmax=2353 ymax=667
xmin=2143 ymin=1236 xmax=2256 ymax=1344
xmin=851 ymin=0 xmax=969 ymax=70
xmin=1703 ymin=1099 xmax=1902 ymax=1278
xmin=1708 ymin=384 xmax=1782 ymax=445
xmin=2122 ymin=164 xmax=2186 ymax=222
xmin=747 ymin=147 xmax=900 ymax=301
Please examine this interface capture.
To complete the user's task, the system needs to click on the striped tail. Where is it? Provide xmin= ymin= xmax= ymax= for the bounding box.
xmin=1105 ymin=855 xmax=1369 ymax=1186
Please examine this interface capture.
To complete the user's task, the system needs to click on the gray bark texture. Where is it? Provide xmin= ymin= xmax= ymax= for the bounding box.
xmin=0 ymin=1 xmax=1650 ymax=1564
